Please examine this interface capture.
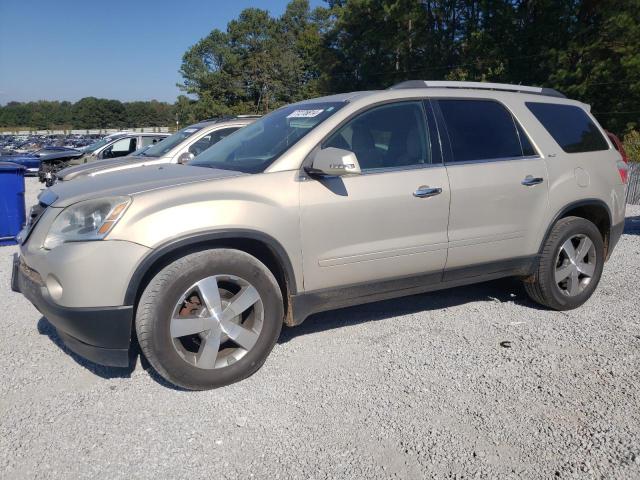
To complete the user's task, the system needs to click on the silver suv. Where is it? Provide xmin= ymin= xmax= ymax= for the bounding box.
xmin=12 ymin=81 xmax=627 ymax=390
xmin=39 ymin=132 xmax=169 ymax=186
xmin=55 ymin=116 xmax=260 ymax=183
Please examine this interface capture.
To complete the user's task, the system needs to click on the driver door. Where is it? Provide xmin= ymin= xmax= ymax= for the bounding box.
xmin=299 ymin=101 xmax=450 ymax=292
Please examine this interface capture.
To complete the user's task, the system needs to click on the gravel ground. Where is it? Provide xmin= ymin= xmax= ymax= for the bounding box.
xmin=1 ymin=178 xmax=639 ymax=479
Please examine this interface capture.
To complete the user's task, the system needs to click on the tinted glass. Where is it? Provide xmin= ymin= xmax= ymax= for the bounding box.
xmin=190 ymin=102 xmax=344 ymax=174
xmin=438 ymin=99 xmax=529 ymax=162
xmin=324 ymin=101 xmax=430 ymax=170
xmin=526 ymin=102 xmax=608 ymax=153
xmin=516 ymin=123 xmax=536 ymax=156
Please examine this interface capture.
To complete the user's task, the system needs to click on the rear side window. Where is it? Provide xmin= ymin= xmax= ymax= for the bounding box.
xmin=437 ymin=99 xmax=535 ymax=162
xmin=526 ymin=102 xmax=608 ymax=153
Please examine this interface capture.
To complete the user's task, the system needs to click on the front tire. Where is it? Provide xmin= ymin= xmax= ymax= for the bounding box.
xmin=136 ymin=249 xmax=283 ymax=390
xmin=524 ymin=216 xmax=604 ymax=310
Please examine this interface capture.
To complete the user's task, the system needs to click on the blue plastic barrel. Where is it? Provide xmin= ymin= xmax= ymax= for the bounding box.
xmin=0 ymin=162 xmax=26 ymax=246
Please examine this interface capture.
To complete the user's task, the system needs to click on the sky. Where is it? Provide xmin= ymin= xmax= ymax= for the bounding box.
xmin=0 ymin=0 xmax=324 ymax=105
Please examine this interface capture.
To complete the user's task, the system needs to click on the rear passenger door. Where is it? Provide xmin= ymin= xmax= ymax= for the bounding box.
xmin=435 ymin=99 xmax=549 ymax=277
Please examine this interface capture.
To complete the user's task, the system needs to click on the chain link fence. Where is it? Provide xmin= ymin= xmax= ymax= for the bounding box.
xmin=627 ymin=163 xmax=640 ymax=205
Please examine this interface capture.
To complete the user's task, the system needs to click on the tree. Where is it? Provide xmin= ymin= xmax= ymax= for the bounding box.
xmin=178 ymin=1 xmax=323 ymax=117
xmin=548 ymin=0 xmax=640 ymax=132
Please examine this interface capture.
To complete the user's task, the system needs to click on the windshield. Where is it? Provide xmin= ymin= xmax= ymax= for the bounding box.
xmin=141 ymin=125 xmax=203 ymax=157
xmin=82 ymin=137 xmax=111 ymax=153
xmin=189 ymin=102 xmax=345 ymax=173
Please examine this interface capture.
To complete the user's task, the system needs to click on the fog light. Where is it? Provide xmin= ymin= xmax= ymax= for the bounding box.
xmin=46 ymin=275 xmax=63 ymax=301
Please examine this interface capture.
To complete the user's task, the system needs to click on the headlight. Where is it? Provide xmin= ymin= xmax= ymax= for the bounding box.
xmin=43 ymin=196 xmax=131 ymax=250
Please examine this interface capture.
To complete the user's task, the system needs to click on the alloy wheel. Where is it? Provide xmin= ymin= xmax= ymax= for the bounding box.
xmin=170 ymin=275 xmax=264 ymax=369
xmin=554 ymin=234 xmax=597 ymax=297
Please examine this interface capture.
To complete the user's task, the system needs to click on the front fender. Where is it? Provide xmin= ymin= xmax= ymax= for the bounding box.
xmin=110 ymin=170 xmax=304 ymax=297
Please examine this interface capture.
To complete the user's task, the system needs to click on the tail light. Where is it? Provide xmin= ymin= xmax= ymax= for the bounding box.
xmin=618 ymin=160 xmax=629 ymax=184
xmin=606 ymin=131 xmax=629 ymax=184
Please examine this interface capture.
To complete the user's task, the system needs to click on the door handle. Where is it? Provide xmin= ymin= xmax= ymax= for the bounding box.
xmin=413 ymin=186 xmax=442 ymax=198
xmin=521 ymin=175 xmax=544 ymax=186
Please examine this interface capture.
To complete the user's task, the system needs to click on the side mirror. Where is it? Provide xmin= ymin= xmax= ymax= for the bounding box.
xmin=307 ymin=147 xmax=361 ymax=177
xmin=177 ymin=152 xmax=195 ymax=164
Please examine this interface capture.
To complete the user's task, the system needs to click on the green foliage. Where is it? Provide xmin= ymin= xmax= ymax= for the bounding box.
xmin=315 ymin=0 xmax=638 ymax=134
xmin=0 ymin=98 xmax=175 ymax=130
xmin=178 ymin=0 xmax=324 ymax=117
xmin=623 ymin=130 xmax=640 ymax=163
xmin=177 ymin=0 xmax=637 ymax=133
xmin=2 ymin=0 xmax=638 ymax=133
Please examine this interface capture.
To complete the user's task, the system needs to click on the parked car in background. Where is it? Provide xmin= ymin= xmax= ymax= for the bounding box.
xmin=39 ymin=132 xmax=168 ymax=186
xmin=12 ymin=81 xmax=627 ymax=390
xmin=55 ymin=116 xmax=260 ymax=183
xmin=0 ymin=147 xmax=83 ymax=175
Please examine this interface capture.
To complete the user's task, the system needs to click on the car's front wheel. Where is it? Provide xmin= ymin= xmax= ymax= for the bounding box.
xmin=524 ymin=216 xmax=604 ymax=310
xmin=136 ymin=249 xmax=283 ymax=390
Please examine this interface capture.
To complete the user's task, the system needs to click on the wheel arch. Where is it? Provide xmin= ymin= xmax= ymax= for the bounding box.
xmin=124 ymin=230 xmax=298 ymax=323
xmin=540 ymin=199 xmax=613 ymax=258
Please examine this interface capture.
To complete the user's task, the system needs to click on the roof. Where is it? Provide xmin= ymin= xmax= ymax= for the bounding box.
xmin=389 ymin=80 xmax=566 ymax=98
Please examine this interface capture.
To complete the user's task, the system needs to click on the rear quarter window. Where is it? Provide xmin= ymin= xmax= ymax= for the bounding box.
xmin=526 ymin=102 xmax=608 ymax=153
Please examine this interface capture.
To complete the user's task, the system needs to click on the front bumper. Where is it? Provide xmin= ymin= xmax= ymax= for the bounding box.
xmin=11 ymin=254 xmax=132 ymax=367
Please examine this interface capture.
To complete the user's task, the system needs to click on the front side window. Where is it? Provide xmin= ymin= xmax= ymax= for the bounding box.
xmin=103 ymin=137 xmax=136 ymax=158
xmin=526 ymin=102 xmax=608 ymax=153
xmin=324 ymin=101 xmax=431 ymax=170
xmin=438 ymin=99 xmax=535 ymax=162
xmin=190 ymin=102 xmax=345 ymax=173
xmin=188 ymin=127 xmax=239 ymax=156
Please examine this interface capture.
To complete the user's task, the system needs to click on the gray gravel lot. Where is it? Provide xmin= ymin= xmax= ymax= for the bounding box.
xmin=1 ymin=178 xmax=639 ymax=479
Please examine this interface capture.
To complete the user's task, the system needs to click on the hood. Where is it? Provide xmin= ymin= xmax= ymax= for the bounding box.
xmin=57 ymin=155 xmax=158 ymax=181
xmin=47 ymin=164 xmax=245 ymax=208
xmin=39 ymin=149 xmax=84 ymax=162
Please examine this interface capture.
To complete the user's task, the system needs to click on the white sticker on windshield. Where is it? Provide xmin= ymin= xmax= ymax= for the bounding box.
xmin=184 ymin=128 xmax=198 ymax=133
xmin=287 ymin=109 xmax=324 ymax=118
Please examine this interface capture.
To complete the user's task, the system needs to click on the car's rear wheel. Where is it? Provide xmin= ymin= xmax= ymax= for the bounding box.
xmin=524 ymin=216 xmax=604 ymax=310
xmin=136 ymin=249 xmax=283 ymax=390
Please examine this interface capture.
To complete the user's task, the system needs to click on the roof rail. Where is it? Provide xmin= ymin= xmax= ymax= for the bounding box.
xmin=389 ymin=80 xmax=566 ymax=99
xmin=200 ymin=114 xmax=262 ymax=123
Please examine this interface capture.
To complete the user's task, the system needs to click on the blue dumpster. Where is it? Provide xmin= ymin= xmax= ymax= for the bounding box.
xmin=0 ymin=162 xmax=26 ymax=246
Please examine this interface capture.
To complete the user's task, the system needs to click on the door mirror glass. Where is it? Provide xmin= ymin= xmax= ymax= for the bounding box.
xmin=309 ymin=147 xmax=361 ymax=176
xmin=177 ymin=151 xmax=195 ymax=164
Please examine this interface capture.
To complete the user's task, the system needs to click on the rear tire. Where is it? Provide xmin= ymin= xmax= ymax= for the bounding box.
xmin=524 ymin=216 xmax=604 ymax=310
xmin=136 ymin=249 xmax=283 ymax=390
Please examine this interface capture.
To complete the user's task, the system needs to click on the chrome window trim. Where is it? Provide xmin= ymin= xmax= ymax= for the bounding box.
xmin=359 ymin=162 xmax=445 ymax=176
xmin=444 ymin=154 xmax=542 ymax=166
